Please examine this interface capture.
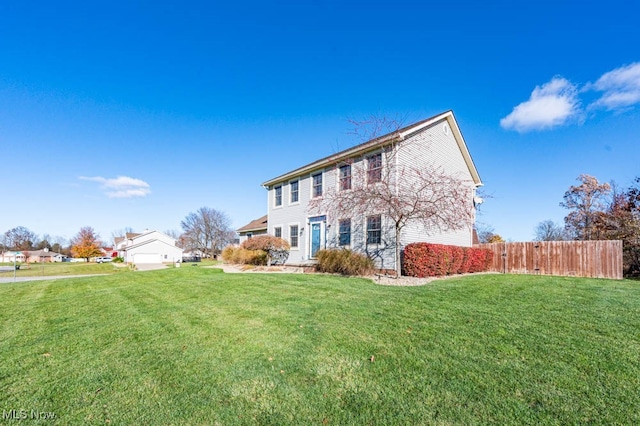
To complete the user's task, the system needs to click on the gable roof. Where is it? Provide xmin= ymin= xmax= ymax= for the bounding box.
xmin=237 ymin=215 xmax=268 ymax=233
xmin=262 ymin=110 xmax=482 ymax=187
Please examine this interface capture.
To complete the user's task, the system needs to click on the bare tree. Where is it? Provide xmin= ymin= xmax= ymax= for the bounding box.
xmin=560 ymin=174 xmax=611 ymax=240
xmin=180 ymin=207 xmax=235 ymax=257
xmin=2 ymin=226 xmax=38 ymax=251
xmin=111 ymin=227 xmax=134 ymax=240
xmin=534 ymin=220 xmax=567 ymax=241
xmin=310 ymin=118 xmax=474 ymax=276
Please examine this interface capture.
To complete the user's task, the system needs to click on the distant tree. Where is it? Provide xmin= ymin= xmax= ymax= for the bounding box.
xmin=598 ymin=180 xmax=640 ymax=276
xmin=35 ymin=234 xmax=52 ymax=250
xmin=180 ymin=207 xmax=235 ymax=257
xmin=111 ymin=227 xmax=134 ymax=240
xmin=50 ymin=236 xmax=69 ymax=255
xmin=2 ymin=226 xmax=37 ymax=251
xmin=560 ymin=174 xmax=611 ymax=240
xmin=534 ymin=220 xmax=567 ymax=241
xmin=70 ymin=227 xmax=103 ymax=261
xmin=475 ymin=223 xmax=498 ymax=244
xmin=487 ymin=234 xmax=505 ymax=243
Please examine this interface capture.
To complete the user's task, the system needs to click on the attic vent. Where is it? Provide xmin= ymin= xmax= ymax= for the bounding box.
xmin=443 ymin=123 xmax=450 ymax=135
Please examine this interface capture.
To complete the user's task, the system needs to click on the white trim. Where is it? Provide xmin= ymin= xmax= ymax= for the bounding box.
xmin=273 ymin=224 xmax=283 ymax=239
xmin=273 ymin=184 xmax=283 ymax=209
xmin=288 ymin=179 xmax=300 ymax=206
xmin=307 ymin=218 xmax=326 ymax=259
xmin=288 ymin=222 xmax=301 ymax=250
xmin=310 ymin=170 xmax=324 ymax=199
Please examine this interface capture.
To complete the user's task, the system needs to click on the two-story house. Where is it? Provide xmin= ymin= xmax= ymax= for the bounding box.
xmin=262 ymin=110 xmax=483 ymax=272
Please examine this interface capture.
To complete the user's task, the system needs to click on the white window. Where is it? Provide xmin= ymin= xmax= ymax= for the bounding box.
xmin=290 ymin=225 xmax=299 ymax=248
xmin=367 ymin=153 xmax=382 ymax=184
xmin=274 ymin=227 xmax=282 ymax=238
xmin=312 ymin=173 xmax=323 ymax=198
xmin=366 ymin=215 xmax=381 ymax=244
xmin=290 ymin=180 xmax=299 ymax=203
xmin=339 ymin=164 xmax=351 ymax=191
xmin=274 ymin=185 xmax=282 ymax=207
xmin=339 ymin=219 xmax=351 ymax=246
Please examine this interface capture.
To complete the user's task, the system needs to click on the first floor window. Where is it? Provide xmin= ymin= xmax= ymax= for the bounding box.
xmin=290 ymin=225 xmax=299 ymax=248
xmin=274 ymin=227 xmax=282 ymax=238
xmin=274 ymin=185 xmax=282 ymax=206
xmin=367 ymin=215 xmax=381 ymax=244
xmin=339 ymin=219 xmax=351 ymax=246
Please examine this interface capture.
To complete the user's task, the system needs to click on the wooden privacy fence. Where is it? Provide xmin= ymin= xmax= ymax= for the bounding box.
xmin=475 ymin=240 xmax=623 ymax=280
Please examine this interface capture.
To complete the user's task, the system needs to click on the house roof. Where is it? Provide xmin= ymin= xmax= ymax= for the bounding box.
xmin=262 ymin=110 xmax=482 ymax=187
xmin=237 ymin=215 xmax=268 ymax=233
xmin=27 ymin=250 xmax=63 ymax=257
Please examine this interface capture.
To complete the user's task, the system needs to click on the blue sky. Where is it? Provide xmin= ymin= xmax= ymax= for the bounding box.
xmin=1 ymin=0 xmax=638 ymax=244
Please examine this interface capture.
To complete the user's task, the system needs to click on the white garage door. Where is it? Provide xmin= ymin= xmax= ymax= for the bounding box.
xmin=134 ymin=254 xmax=160 ymax=264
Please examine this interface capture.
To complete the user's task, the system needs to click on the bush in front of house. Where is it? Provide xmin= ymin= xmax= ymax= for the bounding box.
xmin=403 ymin=243 xmax=493 ymax=277
xmin=241 ymin=236 xmax=290 ymax=265
xmin=112 ymin=256 xmax=124 ymax=263
xmin=221 ymin=246 xmax=268 ymax=265
xmin=315 ymin=249 xmax=375 ymax=276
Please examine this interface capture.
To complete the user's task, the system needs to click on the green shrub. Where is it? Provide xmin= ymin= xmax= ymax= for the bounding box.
xmin=316 ymin=249 xmax=375 ymax=276
xmin=112 ymin=256 xmax=124 ymax=263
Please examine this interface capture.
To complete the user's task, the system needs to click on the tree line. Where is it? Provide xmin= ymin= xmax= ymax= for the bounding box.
xmin=534 ymin=174 xmax=640 ymax=277
xmin=1 ymin=207 xmax=236 ymax=261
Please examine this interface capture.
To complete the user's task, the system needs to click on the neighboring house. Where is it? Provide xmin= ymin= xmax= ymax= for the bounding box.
xmin=0 ymin=250 xmax=64 ymax=263
xmin=0 ymin=251 xmax=27 ymax=263
xmin=237 ymin=215 xmax=268 ymax=244
xmin=114 ymin=230 xmax=183 ymax=264
xmin=262 ymin=110 xmax=483 ymax=271
xmin=26 ymin=249 xmax=65 ymax=263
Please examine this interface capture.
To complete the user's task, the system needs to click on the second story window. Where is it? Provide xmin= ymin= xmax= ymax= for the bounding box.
xmin=290 ymin=180 xmax=299 ymax=203
xmin=274 ymin=185 xmax=282 ymax=207
xmin=367 ymin=153 xmax=382 ymax=184
xmin=339 ymin=164 xmax=351 ymax=191
xmin=312 ymin=173 xmax=323 ymax=198
xmin=274 ymin=227 xmax=282 ymax=238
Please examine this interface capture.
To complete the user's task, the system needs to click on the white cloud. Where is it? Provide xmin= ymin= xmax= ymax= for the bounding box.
xmin=500 ymin=77 xmax=581 ymax=132
xmin=79 ymin=175 xmax=151 ymax=198
xmin=587 ymin=62 xmax=640 ymax=110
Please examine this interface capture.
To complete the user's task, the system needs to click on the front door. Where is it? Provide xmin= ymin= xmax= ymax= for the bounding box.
xmin=311 ymin=223 xmax=322 ymax=258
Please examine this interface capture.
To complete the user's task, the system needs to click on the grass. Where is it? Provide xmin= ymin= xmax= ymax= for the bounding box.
xmin=0 ymin=262 xmax=127 ymax=278
xmin=0 ymin=270 xmax=638 ymax=424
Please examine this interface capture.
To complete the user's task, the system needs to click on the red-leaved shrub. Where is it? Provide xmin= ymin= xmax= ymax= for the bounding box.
xmin=403 ymin=243 xmax=493 ymax=277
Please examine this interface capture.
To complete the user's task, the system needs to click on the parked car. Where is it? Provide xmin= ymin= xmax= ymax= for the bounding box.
xmin=96 ymin=257 xmax=113 ymax=263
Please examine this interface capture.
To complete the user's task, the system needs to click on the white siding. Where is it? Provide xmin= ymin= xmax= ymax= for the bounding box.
xmin=397 ymin=118 xmax=475 ymax=248
xmin=265 ymin=114 xmax=479 ymax=270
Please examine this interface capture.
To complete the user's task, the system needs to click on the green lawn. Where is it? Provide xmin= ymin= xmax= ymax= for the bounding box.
xmin=0 ymin=270 xmax=638 ymax=425
xmin=0 ymin=261 xmax=127 ymax=278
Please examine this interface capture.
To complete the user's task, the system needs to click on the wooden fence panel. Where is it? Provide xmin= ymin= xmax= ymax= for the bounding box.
xmin=475 ymin=240 xmax=623 ymax=280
